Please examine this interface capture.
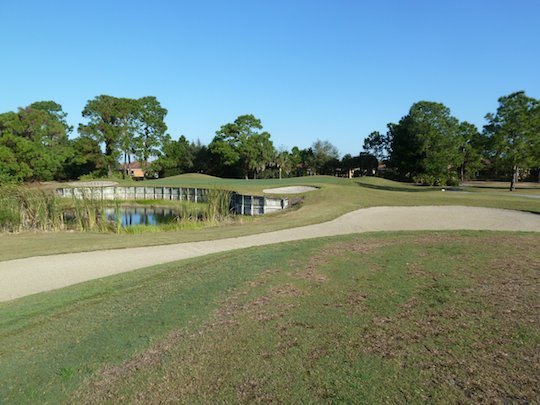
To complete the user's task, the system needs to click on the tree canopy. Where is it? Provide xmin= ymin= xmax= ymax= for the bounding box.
xmin=78 ymin=95 xmax=167 ymax=178
xmin=483 ymin=91 xmax=540 ymax=190
xmin=387 ymin=101 xmax=462 ymax=185
xmin=311 ymin=140 xmax=340 ymax=175
xmin=1 ymin=91 xmax=538 ymax=186
xmin=0 ymin=102 xmax=72 ymax=182
xmin=209 ymin=115 xmax=274 ymax=179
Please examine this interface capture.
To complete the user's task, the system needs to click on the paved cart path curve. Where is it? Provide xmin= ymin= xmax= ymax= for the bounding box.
xmin=1 ymin=206 xmax=539 ymax=302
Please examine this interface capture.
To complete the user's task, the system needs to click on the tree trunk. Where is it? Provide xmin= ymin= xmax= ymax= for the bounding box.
xmin=510 ymin=165 xmax=518 ymax=191
xmin=460 ymin=164 xmax=465 ymax=183
xmin=105 ymin=141 xmax=113 ymax=178
xmin=279 ymin=167 xmax=282 ymax=180
xmin=124 ymin=152 xmax=131 ymax=179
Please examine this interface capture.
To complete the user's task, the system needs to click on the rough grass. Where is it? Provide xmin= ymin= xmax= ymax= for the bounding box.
xmin=0 ymin=176 xmax=538 ymax=261
xmin=1 ymin=231 xmax=538 ymax=403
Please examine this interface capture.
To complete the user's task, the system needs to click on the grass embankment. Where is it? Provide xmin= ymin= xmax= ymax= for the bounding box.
xmin=0 ymin=175 xmax=538 ymax=261
xmin=1 ymin=231 xmax=538 ymax=403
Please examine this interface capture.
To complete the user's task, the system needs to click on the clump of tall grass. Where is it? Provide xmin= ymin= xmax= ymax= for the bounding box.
xmin=68 ymin=189 xmax=118 ymax=232
xmin=204 ymin=188 xmax=233 ymax=222
xmin=0 ymin=185 xmax=64 ymax=232
xmin=172 ymin=188 xmax=232 ymax=225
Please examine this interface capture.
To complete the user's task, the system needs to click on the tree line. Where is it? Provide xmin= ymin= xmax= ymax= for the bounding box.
xmin=0 ymin=96 xmax=367 ymax=183
xmin=363 ymin=91 xmax=540 ymax=190
xmin=1 ymin=91 xmax=538 ymax=189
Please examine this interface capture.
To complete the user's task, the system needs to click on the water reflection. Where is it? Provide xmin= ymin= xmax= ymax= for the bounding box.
xmin=105 ymin=207 xmax=178 ymax=227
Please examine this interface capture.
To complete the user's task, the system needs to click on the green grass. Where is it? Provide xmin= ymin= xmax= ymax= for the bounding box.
xmin=1 ymin=231 xmax=538 ymax=403
xmin=0 ymin=176 xmax=538 ymax=261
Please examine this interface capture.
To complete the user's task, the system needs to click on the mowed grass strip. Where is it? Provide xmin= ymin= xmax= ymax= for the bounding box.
xmin=1 ymin=176 xmax=539 ymax=261
xmin=1 ymin=231 xmax=538 ymax=403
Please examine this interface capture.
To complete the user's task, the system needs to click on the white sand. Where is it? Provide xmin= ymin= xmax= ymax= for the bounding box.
xmin=1 ymin=206 xmax=539 ymax=302
xmin=263 ymin=186 xmax=318 ymax=194
xmin=67 ymin=181 xmax=119 ymax=187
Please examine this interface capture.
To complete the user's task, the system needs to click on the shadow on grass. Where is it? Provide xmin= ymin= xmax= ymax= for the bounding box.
xmin=355 ymin=181 xmax=438 ymax=193
xmin=462 ymin=181 xmax=540 ymax=190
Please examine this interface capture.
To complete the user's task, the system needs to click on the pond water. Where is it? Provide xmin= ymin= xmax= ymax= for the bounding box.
xmin=104 ymin=207 xmax=179 ymax=227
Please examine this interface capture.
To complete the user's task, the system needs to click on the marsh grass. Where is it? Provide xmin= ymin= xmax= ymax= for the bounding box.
xmin=204 ymin=188 xmax=233 ymax=222
xmin=69 ymin=189 xmax=112 ymax=232
xmin=0 ymin=185 xmax=64 ymax=232
xmin=173 ymin=188 xmax=233 ymax=225
xmin=0 ymin=185 xmax=235 ymax=234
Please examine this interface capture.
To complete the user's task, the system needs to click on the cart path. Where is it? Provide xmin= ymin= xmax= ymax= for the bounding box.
xmin=1 ymin=206 xmax=539 ymax=302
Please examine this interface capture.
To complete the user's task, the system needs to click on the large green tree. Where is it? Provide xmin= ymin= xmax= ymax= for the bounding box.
xmin=134 ymin=96 xmax=168 ymax=167
xmin=243 ymin=132 xmax=274 ymax=179
xmin=362 ymin=130 xmax=391 ymax=162
xmin=388 ymin=101 xmax=462 ymax=185
xmin=78 ymin=95 xmax=168 ymax=178
xmin=29 ymin=101 xmax=73 ymax=134
xmin=191 ymin=139 xmax=211 ymax=174
xmin=153 ymin=135 xmax=194 ymax=177
xmin=63 ymin=136 xmax=105 ymax=179
xmin=289 ymin=146 xmax=304 ymax=176
xmin=457 ymin=122 xmax=484 ymax=181
xmin=209 ymin=115 xmax=275 ymax=179
xmin=274 ymin=148 xmax=292 ymax=179
xmin=311 ymin=139 xmax=339 ymax=175
xmin=79 ymin=95 xmax=131 ymax=177
xmin=0 ymin=102 xmax=72 ymax=182
xmin=484 ymin=91 xmax=540 ymax=190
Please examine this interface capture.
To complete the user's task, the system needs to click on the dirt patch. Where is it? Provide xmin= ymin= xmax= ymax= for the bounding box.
xmin=82 ymin=328 xmax=187 ymax=399
xmin=237 ymin=377 xmax=275 ymax=403
xmin=345 ymin=291 xmax=369 ymax=306
xmin=360 ymin=240 xmax=540 ymax=403
xmin=70 ymin=234 xmax=540 ymax=403
xmin=293 ymin=239 xmax=388 ymax=282
xmin=76 ymin=270 xmax=302 ymax=402
xmin=294 ymin=263 xmax=328 ymax=282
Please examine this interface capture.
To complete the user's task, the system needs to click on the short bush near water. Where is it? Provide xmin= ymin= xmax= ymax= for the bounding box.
xmin=0 ymin=186 xmax=234 ymax=233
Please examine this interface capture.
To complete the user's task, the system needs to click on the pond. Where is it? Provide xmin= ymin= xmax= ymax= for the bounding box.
xmin=104 ymin=207 xmax=179 ymax=227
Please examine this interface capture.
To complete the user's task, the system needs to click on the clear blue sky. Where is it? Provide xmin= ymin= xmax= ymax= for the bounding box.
xmin=1 ymin=0 xmax=539 ymax=157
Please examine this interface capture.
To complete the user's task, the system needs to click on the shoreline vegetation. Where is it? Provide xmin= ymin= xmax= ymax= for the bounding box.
xmin=0 ymin=185 xmax=233 ymax=234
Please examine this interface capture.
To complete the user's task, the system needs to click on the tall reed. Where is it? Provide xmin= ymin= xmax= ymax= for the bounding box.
xmin=205 ymin=188 xmax=232 ymax=222
xmin=69 ymin=188 xmax=111 ymax=232
xmin=0 ymin=185 xmax=64 ymax=232
xmin=0 ymin=185 xmax=235 ymax=234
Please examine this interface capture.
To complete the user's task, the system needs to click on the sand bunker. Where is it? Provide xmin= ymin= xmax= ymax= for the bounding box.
xmin=1 ymin=205 xmax=539 ymax=302
xmin=68 ymin=181 xmax=119 ymax=187
xmin=263 ymin=186 xmax=318 ymax=194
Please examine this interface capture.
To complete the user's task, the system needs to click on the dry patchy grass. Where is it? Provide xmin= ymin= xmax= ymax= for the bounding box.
xmin=61 ymin=232 xmax=540 ymax=404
